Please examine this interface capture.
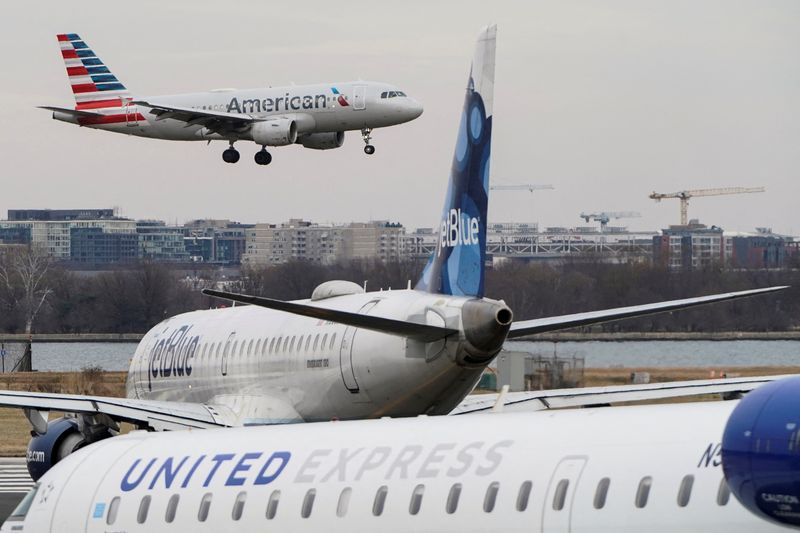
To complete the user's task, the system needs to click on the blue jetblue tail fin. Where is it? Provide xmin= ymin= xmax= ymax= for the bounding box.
xmin=416 ymin=25 xmax=496 ymax=298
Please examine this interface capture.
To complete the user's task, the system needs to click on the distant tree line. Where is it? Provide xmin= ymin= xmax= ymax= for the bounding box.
xmin=0 ymin=246 xmax=797 ymax=334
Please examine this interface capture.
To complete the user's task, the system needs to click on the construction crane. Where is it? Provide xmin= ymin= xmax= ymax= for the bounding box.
xmin=490 ymin=184 xmax=554 ymax=193
xmin=649 ymin=187 xmax=765 ymax=225
xmin=580 ymin=211 xmax=641 ymax=232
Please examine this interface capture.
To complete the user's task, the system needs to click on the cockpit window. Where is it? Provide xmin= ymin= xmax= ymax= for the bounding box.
xmin=381 ymin=91 xmax=388 ymax=99
xmin=7 ymin=483 xmax=39 ymax=521
xmin=396 ymin=91 xmax=406 ymax=97
xmin=381 ymin=91 xmax=407 ymax=99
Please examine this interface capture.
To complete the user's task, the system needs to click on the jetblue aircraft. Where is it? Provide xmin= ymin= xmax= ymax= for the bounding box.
xmin=2 ymin=25 xmax=784 ymax=483
xmin=41 ymin=34 xmax=423 ymax=165
xmin=4 ymin=376 xmax=800 ymax=532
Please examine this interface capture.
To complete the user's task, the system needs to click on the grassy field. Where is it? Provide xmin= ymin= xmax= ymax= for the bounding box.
xmin=0 ymin=367 xmax=797 ymax=456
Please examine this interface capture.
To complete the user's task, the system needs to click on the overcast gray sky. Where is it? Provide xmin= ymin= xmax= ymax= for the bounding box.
xmin=1 ymin=0 xmax=797 ymax=234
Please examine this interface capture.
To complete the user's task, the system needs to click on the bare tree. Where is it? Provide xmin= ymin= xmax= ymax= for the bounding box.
xmin=0 ymin=245 xmax=54 ymax=334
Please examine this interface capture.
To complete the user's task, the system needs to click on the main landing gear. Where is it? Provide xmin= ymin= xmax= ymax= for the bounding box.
xmin=254 ymin=148 xmax=272 ymax=166
xmin=221 ymin=143 xmax=272 ymax=165
xmin=222 ymin=142 xmax=240 ymax=164
xmin=361 ymin=128 xmax=375 ymax=155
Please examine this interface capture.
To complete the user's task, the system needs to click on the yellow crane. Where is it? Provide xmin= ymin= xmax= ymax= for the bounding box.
xmin=649 ymin=187 xmax=765 ymax=225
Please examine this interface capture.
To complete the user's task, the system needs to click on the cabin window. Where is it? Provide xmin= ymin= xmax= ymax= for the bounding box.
xmin=137 ymin=495 xmax=151 ymax=524
xmin=677 ymin=475 xmax=694 ymax=507
xmin=216 ymin=342 xmax=222 ymax=357
xmin=594 ymin=478 xmax=610 ymax=509
xmin=330 ymin=333 xmax=337 ymax=350
xmin=313 ymin=334 xmax=320 ymax=351
xmin=446 ymin=483 xmax=461 ymax=514
xmin=266 ymin=490 xmax=280 ymax=519
xmin=297 ymin=336 xmax=304 ymax=352
xmin=106 ymin=496 xmax=120 ymax=525
xmin=517 ymin=480 xmax=533 ymax=512
xmin=283 ymin=336 xmax=290 ymax=352
xmin=409 ymin=484 xmax=425 ymax=515
xmin=301 ymin=489 xmax=316 ymax=518
xmin=262 ymin=338 xmax=269 ymax=355
xmin=484 ymin=482 xmax=499 ymax=513
xmin=268 ymin=337 xmax=275 ymax=354
xmin=165 ymin=494 xmax=179 ymax=523
xmin=232 ymin=340 xmax=239 ymax=357
xmin=552 ymin=479 xmax=569 ymax=510
xmin=336 ymin=487 xmax=352 ymax=517
xmin=289 ymin=336 xmax=296 ymax=352
xmin=255 ymin=339 xmax=262 ymax=356
xmin=198 ymin=492 xmax=212 ymax=522
xmin=373 ymin=486 xmax=388 ymax=516
xmin=305 ymin=335 xmax=312 ymax=351
xmin=321 ymin=334 xmax=328 ymax=351
xmin=239 ymin=341 xmax=246 ymax=357
xmin=199 ymin=344 xmax=207 ymax=361
xmin=247 ymin=339 xmax=254 ymax=356
xmin=232 ymin=491 xmax=246 ymax=521
xmin=635 ymin=477 xmax=652 ymax=509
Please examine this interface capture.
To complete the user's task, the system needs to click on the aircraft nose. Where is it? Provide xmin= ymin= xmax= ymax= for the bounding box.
xmin=407 ymin=99 xmax=424 ymax=119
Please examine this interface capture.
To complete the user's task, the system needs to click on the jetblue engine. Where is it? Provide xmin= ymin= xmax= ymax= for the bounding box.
xmin=722 ymin=376 xmax=800 ymax=528
xmin=26 ymin=417 xmax=114 ymax=481
xmin=298 ymin=131 xmax=345 ymax=150
xmin=251 ymin=119 xmax=297 ymax=146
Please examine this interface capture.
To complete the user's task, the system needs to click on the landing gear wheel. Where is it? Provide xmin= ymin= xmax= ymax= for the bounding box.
xmin=254 ymin=149 xmax=272 ymax=166
xmin=222 ymin=148 xmax=240 ymax=164
xmin=360 ymin=128 xmax=375 ymax=155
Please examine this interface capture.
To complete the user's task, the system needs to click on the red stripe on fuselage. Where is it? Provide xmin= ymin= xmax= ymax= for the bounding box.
xmin=78 ymin=113 xmax=146 ymax=126
xmin=75 ymin=98 xmax=124 ymax=110
xmin=61 ymin=49 xmax=78 ymax=59
xmin=57 ymin=34 xmax=69 ymax=42
xmin=66 ymin=66 xmax=89 ymax=76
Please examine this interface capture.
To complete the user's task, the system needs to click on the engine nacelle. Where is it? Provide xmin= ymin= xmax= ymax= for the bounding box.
xmin=251 ymin=119 xmax=297 ymax=146
xmin=722 ymin=376 xmax=800 ymax=528
xmin=26 ymin=417 xmax=112 ymax=481
xmin=299 ymin=131 xmax=345 ymax=150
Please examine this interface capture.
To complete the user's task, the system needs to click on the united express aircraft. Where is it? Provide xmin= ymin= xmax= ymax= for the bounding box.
xmin=42 ymin=34 xmax=423 ymax=165
xmin=2 ymin=26 xmax=785 ymax=483
xmin=5 ymin=375 xmax=800 ymax=532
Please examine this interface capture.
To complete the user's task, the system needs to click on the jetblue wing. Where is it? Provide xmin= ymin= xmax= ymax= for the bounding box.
xmin=507 ymin=286 xmax=788 ymax=339
xmin=452 ymin=374 xmax=791 ymax=414
xmin=0 ymin=391 xmax=304 ymax=431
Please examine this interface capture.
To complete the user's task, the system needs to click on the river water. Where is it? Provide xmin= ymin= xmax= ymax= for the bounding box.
xmin=18 ymin=340 xmax=800 ymax=372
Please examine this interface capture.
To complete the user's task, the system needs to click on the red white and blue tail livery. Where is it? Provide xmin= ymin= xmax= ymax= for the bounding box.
xmin=41 ymin=34 xmax=423 ymax=165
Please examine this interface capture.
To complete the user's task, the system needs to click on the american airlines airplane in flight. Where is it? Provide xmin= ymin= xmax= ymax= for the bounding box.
xmin=41 ymin=34 xmax=423 ymax=165
xmin=2 ymin=25 xmax=784 ymax=483
xmin=3 ymin=375 xmax=800 ymax=532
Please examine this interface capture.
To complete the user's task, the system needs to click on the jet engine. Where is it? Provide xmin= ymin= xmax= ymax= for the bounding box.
xmin=26 ymin=417 xmax=115 ymax=481
xmin=298 ymin=131 xmax=345 ymax=150
xmin=722 ymin=376 xmax=800 ymax=528
xmin=251 ymin=119 xmax=297 ymax=146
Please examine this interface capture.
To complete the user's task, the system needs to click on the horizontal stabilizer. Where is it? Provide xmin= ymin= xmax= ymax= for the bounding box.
xmin=202 ymin=289 xmax=458 ymax=343
xmin=38 ymin=105 xmax=103 ymax=118
xmin=507 ymin=286 xmax=789 ymax=338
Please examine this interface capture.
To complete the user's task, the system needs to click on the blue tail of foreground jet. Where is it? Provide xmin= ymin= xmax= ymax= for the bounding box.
xmin=417 ymin=25 xmax=497 ymax=298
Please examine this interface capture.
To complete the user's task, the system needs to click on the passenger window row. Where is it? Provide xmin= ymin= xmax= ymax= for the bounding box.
xmin=194 ymin=333 xmax=339 ymax=365
xmin=107 ymin=480 xmax=532 ymax=525
xmin=552 ymin=475 xmax=731 ymax=512
xmin=106 ymin=476 xmax=733 ymax=525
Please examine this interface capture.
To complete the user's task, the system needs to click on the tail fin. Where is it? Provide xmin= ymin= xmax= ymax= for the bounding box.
xmin=56 ymin=34 xmax=132 ymax=109
xmin=416 ymin=25 xmax=496 ymax=298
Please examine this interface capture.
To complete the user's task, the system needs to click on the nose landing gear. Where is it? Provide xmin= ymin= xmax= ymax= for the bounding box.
xmin=361 ymin=128 xmax=375 ymax=155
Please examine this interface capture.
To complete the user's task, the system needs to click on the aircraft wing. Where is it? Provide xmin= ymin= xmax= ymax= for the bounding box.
xmin=0 ymin=391 xmax=235 ymax=432
xmin=507 ymin=286 xmax=788 ymax=338
xmin=132 ymin=99 xmax=255 ymax=131
xmin=451 ymin=374 xmax=792 ymax=414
